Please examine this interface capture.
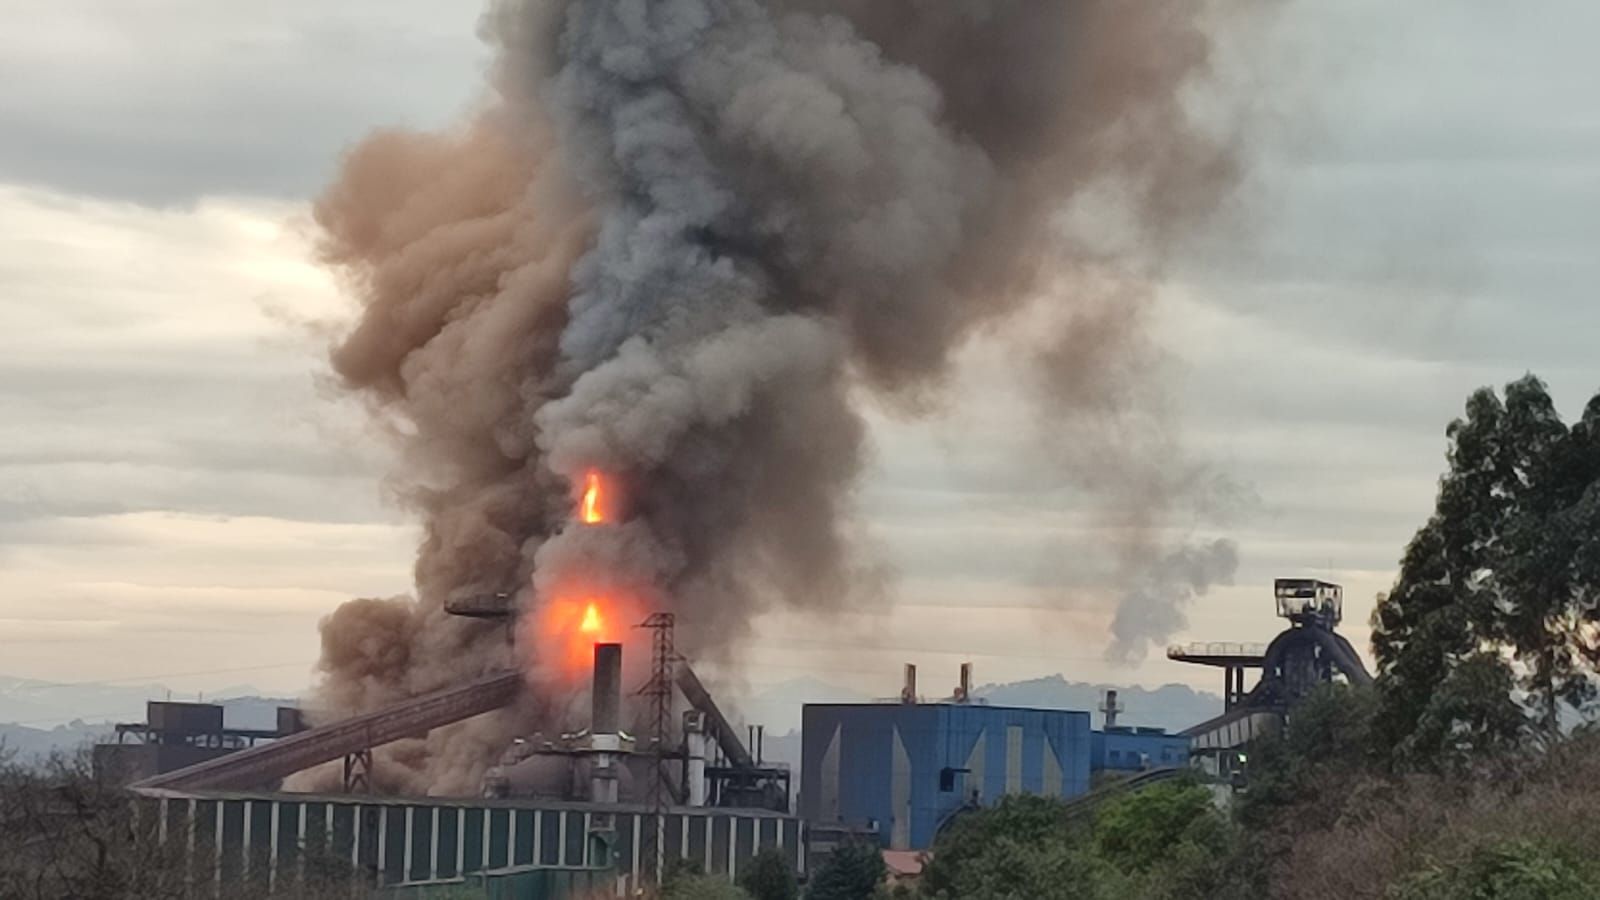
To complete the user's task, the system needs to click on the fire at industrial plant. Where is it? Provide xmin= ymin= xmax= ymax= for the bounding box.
xmin=294 ymin=0 xmax=1248 ymax=799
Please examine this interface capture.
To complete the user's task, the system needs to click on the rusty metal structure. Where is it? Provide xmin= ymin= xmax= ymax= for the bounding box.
xmin=673 ymin=662 xmax=752 ymax=769
xmin=131 ymin=671 xmax=521 ymax=793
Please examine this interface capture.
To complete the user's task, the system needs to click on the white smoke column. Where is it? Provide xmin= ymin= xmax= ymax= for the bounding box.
xmin=1109 ymin=540 xmax=1240 ymax=664
xmin=305 ymin=0 xmax=1253 ymax=790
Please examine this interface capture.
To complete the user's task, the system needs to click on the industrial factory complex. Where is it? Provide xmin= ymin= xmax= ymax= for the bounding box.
xmin=101 ymin=577 xmax=1370 ymax=896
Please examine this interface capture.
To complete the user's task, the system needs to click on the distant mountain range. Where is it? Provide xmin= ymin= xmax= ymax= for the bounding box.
xmin=971 ymin=675 xmax=1222 ymax=734
xmin=726 ymin=673 xmax=1222 ymax=737
xmin=1 ymin=670 xmax=1222 ymax=763
xmin=0 ymin=675 xmax=295 ymax=761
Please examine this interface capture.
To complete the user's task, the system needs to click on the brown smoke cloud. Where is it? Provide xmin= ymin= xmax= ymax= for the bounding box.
xmin=304 ymin=0 xmax=1253 ymax=790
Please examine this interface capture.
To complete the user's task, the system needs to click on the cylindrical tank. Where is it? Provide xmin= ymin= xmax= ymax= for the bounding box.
xmin=684 ymin=710 xmax=708 ymax=807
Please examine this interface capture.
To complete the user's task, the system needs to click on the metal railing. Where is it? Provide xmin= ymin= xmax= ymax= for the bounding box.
xmin=1166 ymin=641 xmax=1268 ymax=659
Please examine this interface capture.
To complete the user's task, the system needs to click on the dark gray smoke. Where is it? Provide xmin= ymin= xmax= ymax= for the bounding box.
xmin=304 ymin=0 xmax=1251 ymax=790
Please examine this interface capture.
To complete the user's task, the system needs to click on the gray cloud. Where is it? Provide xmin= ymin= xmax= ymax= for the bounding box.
xmin=0 ymin=0 xmax=484 ymax=205
xmin=0 ymin=0 xmax=1597 ymax=696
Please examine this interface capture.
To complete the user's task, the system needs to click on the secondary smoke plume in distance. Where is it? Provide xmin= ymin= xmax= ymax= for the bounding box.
xmin=305 ymin=0 xmax=1252 ymax=789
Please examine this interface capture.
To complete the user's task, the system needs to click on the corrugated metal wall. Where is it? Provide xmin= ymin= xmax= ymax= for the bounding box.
xmin=1091 ymin=730 xmax=1191 ymax=771
xmin=138 ymin=793 xmax=804 ymax=896
xmin=800 ymin=704 xmax=1093 ymax=851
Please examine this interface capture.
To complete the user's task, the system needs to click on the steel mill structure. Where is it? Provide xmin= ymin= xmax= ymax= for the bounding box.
xmin=127 ymin=637 xmax=804 ymax=896
xmin=107 ymin=575 xmax=1370 ymax=893
xmin=1171 ymin=578 xmax=1374 ymax=777
xmin=121 ymin=471 xmax=808 ymax=896
xmin=94 ymin=700 xmax=303 ymax=785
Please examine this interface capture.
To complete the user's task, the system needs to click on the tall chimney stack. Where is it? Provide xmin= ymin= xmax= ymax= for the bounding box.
xmin=593 ymin=643 xmax=622 ymax=735
xmin=589 ymin=643 xmax=623 ymax=807
xmin=956 ymin=662 xmax=972 ymax=703
xmin=901 ymin=664 xmax=918 ymax=705
xmin=1100 ymin=689 xmax=1123 ymax=730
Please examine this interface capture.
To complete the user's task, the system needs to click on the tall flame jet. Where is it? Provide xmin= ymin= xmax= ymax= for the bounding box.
xmin=581 ymin=470 xmax=604 ymax=525
xmin=534 ymin=470 xmax=620 ymax=677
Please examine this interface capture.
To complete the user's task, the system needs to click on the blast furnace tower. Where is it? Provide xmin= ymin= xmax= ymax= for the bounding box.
xmin=1171 ymin=578 xmax=1372 ymax=776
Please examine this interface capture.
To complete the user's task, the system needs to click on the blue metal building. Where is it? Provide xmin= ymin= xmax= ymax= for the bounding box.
xmin=800 ymin=703 xmax=1092 ymax=851
xmin=1092 ymin=726 xmax=1191 ymax=773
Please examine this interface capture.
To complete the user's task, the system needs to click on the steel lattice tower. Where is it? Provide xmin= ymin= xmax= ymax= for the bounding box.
xmin=637 ymin=612 xmax=676 ymax=889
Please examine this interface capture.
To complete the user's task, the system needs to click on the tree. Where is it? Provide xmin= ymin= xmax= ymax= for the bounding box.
xmin=920 ymin=793 xmax=1143 ymax=900
xmin=924 ymin=834 xmax=1118 ymax=900
xmin=0 ymin=748 xmax=370 ymax=900
xmin=0 ymin=749 xmax=189 ymax=900
xmin=919 ymin=787 xmax=1253 ymax=900
xmin=1373 ymin=376 xmax=1600 ymax=761
xmin=1235 ymin=683 xmax=1379 ymax=830
xmin=1403 ymin=652 xmax=1527 ymax=768
xmin=1091 ymin=781 xmax=1216 ymax=874
xmin=1371 ymin=520 xmax=1498 ymax=766
xmin=740 ymin=847 xmax=799 ymax=900
xmin=1493 ymin=378 xmax=1595 ymax=739
xmin=921 ymin=794 xmax=1079 ymax=898
xmin=805 ymin=841 xmax=884 ymax=900
xmin=1092 ymin=780 xmax=1255 ymax=900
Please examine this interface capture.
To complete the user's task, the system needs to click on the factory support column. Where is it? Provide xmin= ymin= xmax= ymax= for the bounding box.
xmin=684 ymin=711 xmax=708 ymax=807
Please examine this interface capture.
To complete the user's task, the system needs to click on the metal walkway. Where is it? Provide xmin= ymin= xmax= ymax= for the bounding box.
xmin=132 ymin=671 xmax=522 ymax=793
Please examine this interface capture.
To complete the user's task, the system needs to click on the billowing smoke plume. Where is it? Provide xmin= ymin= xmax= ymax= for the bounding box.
xmin=306 ymin=0 xmax=1249 ymax=790
xmin=1109 ymin=540 xmax=1240 ymax=663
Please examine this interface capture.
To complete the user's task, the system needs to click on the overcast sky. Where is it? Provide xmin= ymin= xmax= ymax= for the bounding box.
xmin=1 ymin=1 xmax=1596 ymax=714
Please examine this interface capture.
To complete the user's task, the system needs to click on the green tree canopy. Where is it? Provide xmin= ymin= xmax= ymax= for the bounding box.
xmin=1235 ymin=683 xmax=1378 ymax=830
xmin=1091 ymin=781 xmax=1216 ymax=874
xmin=920 ymin=786 xmax=1247 ymax=900
xmin=739 ymin=847 xmax=799 ymax=900
xmin=1373 ymin=375 xmax=1600 ymax=761
xmin=804 ymin=841 xmax=884 ymax=900
xmin=920 ymin=794 xmax=1080 ymax=898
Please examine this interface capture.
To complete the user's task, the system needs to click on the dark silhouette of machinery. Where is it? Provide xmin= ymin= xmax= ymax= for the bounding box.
xmin=1172 ymin=578 xmax=1372 ymax=776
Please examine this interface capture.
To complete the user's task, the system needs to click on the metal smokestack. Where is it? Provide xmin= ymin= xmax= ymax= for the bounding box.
xmin=589 ymin=643 xmax=623 ymax=806
xmin=901 ymin=664 xmax=917 ymax=705
xmin=593 ymin=643 xmax=622 ymax=735
xmin=1101 ymin=689 xmax=1123 ymax=729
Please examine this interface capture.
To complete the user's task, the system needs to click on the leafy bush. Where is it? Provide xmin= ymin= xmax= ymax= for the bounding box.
xmin=805 ymin=841 xmax=884 ymax=900
xmin=664 ymin=872 xmax=752 ymax=900
xmin=1091 ymin=781 xmax=1215 ymax=873
xmin=740 ymin=847 xmax=799 ymax=900
xmin=1388 ymin=840 xmax=1600 ymax=900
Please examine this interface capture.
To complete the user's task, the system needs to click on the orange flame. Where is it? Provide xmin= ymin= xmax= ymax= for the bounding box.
xmin=580 ymin=601 xmax=603 ymax=635
xmin=581 ymin=471 xmax=604 ymax=524
xmin=529 ymin=595 xmax=626 ymax=677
